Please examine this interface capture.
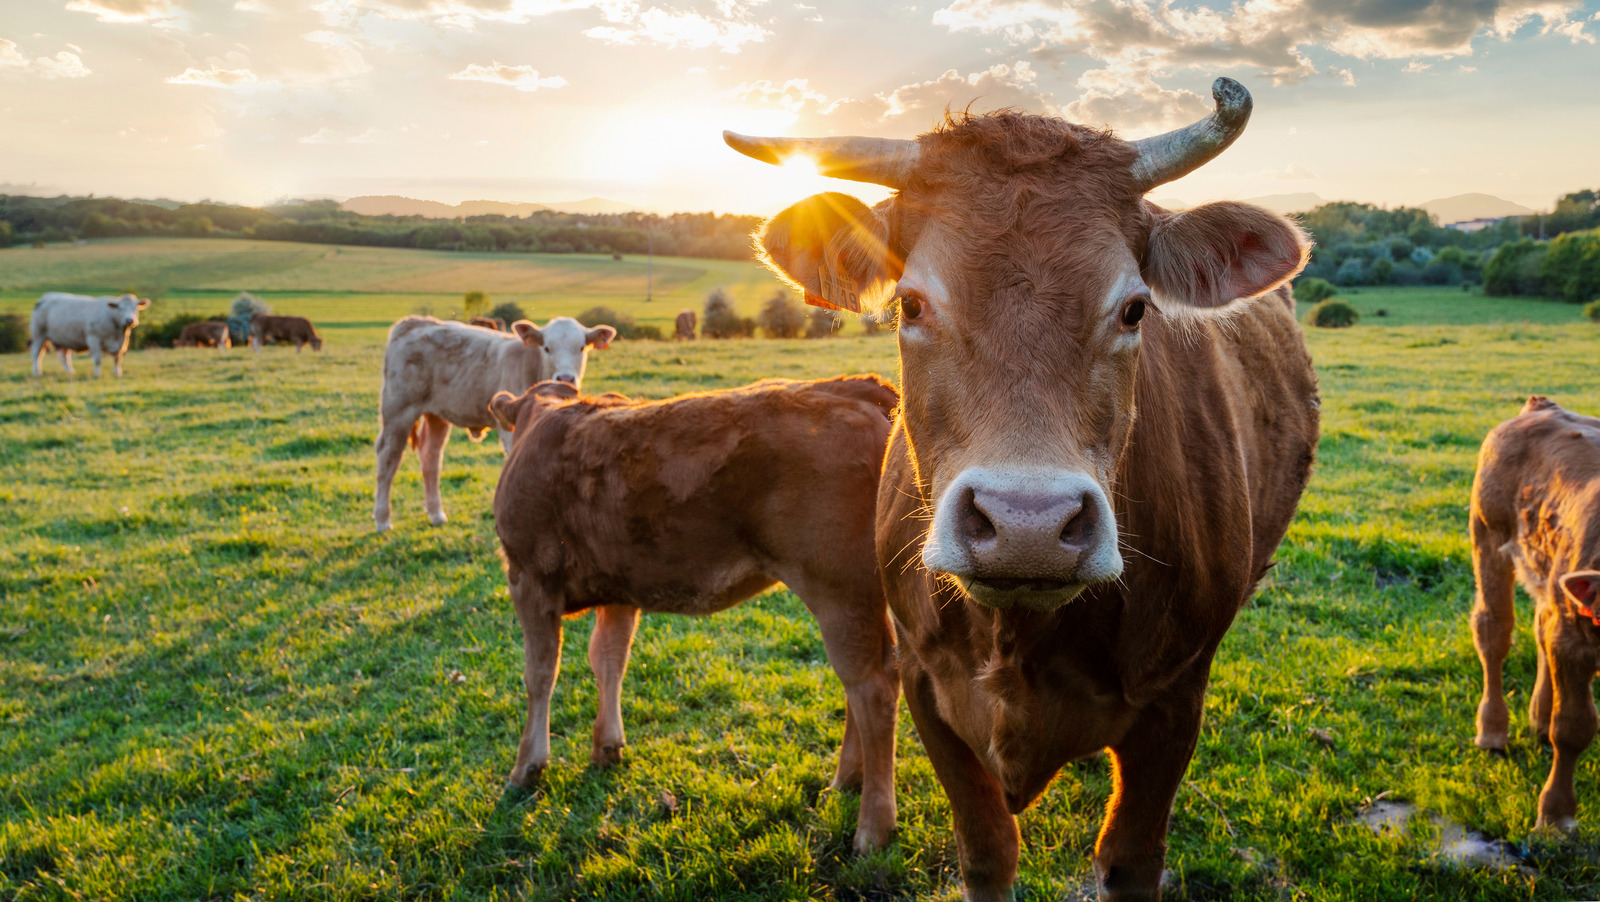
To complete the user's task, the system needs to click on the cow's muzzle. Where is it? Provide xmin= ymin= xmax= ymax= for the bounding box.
xmin=922 ymin=467 xmax=1123 ymax=610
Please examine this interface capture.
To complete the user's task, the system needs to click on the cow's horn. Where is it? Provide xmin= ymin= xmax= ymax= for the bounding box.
xmin=1128 ymin=77 xmax=1252 ymax=192
xmin=723 ymin=131 xmax=919 ymax=188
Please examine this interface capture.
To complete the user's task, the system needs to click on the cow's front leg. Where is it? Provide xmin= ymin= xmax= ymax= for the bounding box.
xmin=373 ymin=415 xmax=413 ymax=532
xmin=508 ymin=572 xmax=563 ymax=787
xmin=1471 ymin=518 xmax=1517 ymax=750
xmin=1531 ymin=604 xmax=1556 ymax=745
xmin=588 ymin=604 xmax=641 ymax=768
xmin=111 ymin=346 xmax=126 ymax=377
xmin=416 ymin=413 xmax=452 ymax=526
xmin=86 ymin=336 xmax=104 ymax=378
xmin=29 ymin=337 xmax=46 ymax=376
xmin=1536 ymin=635 xmax=1597 ymax=830
xmin=903 ymin=660 xmax=1017 ymax=900
xmin=1096 ymin=682 xmax=1208 ymax=902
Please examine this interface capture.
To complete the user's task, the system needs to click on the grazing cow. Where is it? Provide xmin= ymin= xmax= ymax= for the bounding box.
xmin=489 ymin=375 xmax=901 ymax=852
xmin=674 ymin=309 xmax=697 ymax=340
xmin=1471 ymin=396 xmax=1600 ymax=830
xmin=469 ymin=316 xmax=508 ymax=332
xmin=30 ymin=292 xmax=150 ymax=377
xmin=176 ymin=320 xmax=231 ymax=349
xmin=728 ymin=77 xmax=1319 ymax=900
xmin=250 ymin=313 xmax=323 ymax=353
xmin=373 ymin=315 xmax=616 ymax=531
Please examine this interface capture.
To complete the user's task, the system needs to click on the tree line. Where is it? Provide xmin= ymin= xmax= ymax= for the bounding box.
xmin=0 ymin=194 xmax=765 ymax=261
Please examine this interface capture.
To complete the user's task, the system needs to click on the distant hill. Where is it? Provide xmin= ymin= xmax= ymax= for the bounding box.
xmin=1418 ymin=193 xmax=1534 ymax=224
xmin=342 ymin=195 xmax=640 ymax=218
xmin=1146 ymin=193 xmax=1326 ymax=214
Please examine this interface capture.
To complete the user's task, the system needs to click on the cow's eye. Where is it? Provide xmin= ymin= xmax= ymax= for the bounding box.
xmin=1120 ymin=296 xmax=1148 ymax=328
xmin=899 ymin=292 xmax=925 ymax=321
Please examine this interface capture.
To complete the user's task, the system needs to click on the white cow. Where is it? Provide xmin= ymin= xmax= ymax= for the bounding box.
xmin=30 ymin=292 xmax=150 ymax=378
xmin=373 ymin=315 xmax=616 ymax=532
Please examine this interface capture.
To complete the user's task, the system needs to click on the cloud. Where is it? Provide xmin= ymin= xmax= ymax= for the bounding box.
xmin=738 ymin=63 xmax=1058 ymax=136
xmin=65 ymin=0 xmax=182 ymax=26
xmin=299 ymin=126 xmax=387 ymax=143
xmin=448 ymin=62 xmax=568 ymax=91
xmin=1063 ymin=59 xmax=1207 ymax=129
xmin=1 ymin=39 xmax=93 ymax=79
xmin=298 ymin=127 xmax=337 ymax=144
xmin=167 ymin=66 xmax=260 ymax=88
xmin=1402 ymin=60 xmax=1431 ymax=73
xmin=585 ymin=9 xmax=768 ymax=52
xmin=736 ymin=77 xmax=830 ymax=113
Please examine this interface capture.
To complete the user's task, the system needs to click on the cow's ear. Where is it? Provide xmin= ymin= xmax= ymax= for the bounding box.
xmin=531 ymin=381 xmax=580 ymax=401
xmin=585 ymin=325 xmax=617 ymax=349
xmin=137 ymin=298 xmax=150 ymax=309
xmin=512 ymin=320 xmax=543 ymax=347
xmin=488 ymin=390 xmax=525 ymax=432
xmin=1560 ymin=571 xmax=1600 ymax=609
xmin=1143 ymin=201 xmax=1309 ymax=308
xmin=758 ymin=192 xmax=902 ymax=313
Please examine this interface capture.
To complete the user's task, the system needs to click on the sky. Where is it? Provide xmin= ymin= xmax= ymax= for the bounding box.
xmin=0 ymin=0 xmax=1597 ymax=215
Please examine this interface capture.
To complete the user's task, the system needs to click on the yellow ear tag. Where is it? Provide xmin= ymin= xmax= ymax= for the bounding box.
xmin=810 ymin=268 xmax=861 ymax=313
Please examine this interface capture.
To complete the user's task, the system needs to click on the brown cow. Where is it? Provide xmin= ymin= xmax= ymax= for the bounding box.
xmin=175 ymin=320 xmax=231 ymax=349
xmin=673 ymin=309 xmax=697 ymax=340
xmin=469 ymin=316 xmax=508 ymax=332
xmin=1471 ymin=396 xmax=1600 ymax=831
xmin=729 ymin=77 xmax=1319 ymax=900
xmin=489 ymin=375 xmax=902 ymax=853
xmin=250 ymin=313 xmax=323 ymax=353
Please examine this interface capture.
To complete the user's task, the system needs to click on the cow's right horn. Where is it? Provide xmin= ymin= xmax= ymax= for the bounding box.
xmin=1128 ymin=77 xmax=1252 ymax=192
xmin=723 ymin=131 xmax=919 ymax=188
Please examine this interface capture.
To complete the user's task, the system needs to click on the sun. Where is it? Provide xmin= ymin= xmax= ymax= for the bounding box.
xmin=780 ymin=155 xmax=819 ymax=178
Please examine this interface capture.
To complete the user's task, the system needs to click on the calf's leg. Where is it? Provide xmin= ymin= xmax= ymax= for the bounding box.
xmin=59 ymin=348 xmax=74 ymax=374
xmin=416 ymin=413 xmax=451 ymax=526
xmin=1095 ymin=681 xmax=1208 ymax=902
xmin=1537 ymin=634 xmax=1597 ymax=830
xmin=372 ymin=415 xmax=413 ymax=532
xmin=587 ymin=604 xmax=641 ymax=767
xmin=508 ymin=571 xmax=563 ymax=787
xmin=1471 ymin=520 xmax=1517 ymax=750
xmin=87 ymin=336 xmax=104 ymax=378
xmin=797 ymin=582 xmax=899 ymax=853
xmin=29 ymin=336 xmax=45 ymax=376
xmin=1531 ymin=605 xmax=1556 ymax=745
xmin=903 ymin=659 xmax=1017 ymax=900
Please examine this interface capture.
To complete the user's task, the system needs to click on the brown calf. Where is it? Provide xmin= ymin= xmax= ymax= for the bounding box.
xmin=1472 ymin=396 xmax=1600 ymax=830
xmin=176 ymin=320 xmax=231 ymax=349
xmin=251 ymin=313 xmax=323 ymax=353
xmin=673 ymin=309 xmax=697 ymax=340
xmin=469 ymin=316 xmax=508 ymax=331
xmin=489 ymin=375 xmax=901 ymax=852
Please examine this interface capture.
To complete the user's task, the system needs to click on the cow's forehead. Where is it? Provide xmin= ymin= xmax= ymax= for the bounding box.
xmin=540 ymin=317 xmax=588 ymax=348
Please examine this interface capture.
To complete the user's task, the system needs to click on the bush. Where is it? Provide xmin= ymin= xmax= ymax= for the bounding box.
xmin=757 ymin=293 xmax=807 ymax=338
xmin=1335 ymin=258 xmax=1367 ymax=286
xmin=1306 ymin=298 xmax=1359 ymax=328
xmin=227 ymin=292 xmax=271 ymax=343
xmin=862 ymin=308 xmax=896 ymax=335
xmin=1484 ymin=238 xmax=1549 ymax=296
xmin=489 ymin=301 xmax=527 ymax=324
xmin=1372 ymin=258 xmax=1393 ymax=285
xmin=463 ymin=291 xmax=489 ymax=317
xmin=1584 ymin=299 xmax=1600 ymax=322
xmin=1293 ymin=277 xmax=1337 ymax=303
xmin=806 ymin=307 xmax=840 ymax=338
xmin=1540 ymin=229 xmax=1600 ymax=303
xmin=0 ymin=313 xmax=26 ymax=353
xmin=702 ymin=288 xmax=753 ymax=338
xmin=574 ymin=305 xmax=661 ymax=341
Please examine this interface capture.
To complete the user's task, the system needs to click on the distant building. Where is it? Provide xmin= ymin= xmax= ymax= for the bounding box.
xmin=1446 ymin=217 xmax=1506 ymax=233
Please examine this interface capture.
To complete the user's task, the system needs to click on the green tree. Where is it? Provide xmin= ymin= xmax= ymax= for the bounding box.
xmin=463 ymin=290 xmax=489 ymax=317
xmin=0 ymin=220 xmax=12 ymax=248
xmin=756 ymin=292 xmax=806 ymax=338
xmin=1372 ymin=258 xmax=1394 ymax=285
xmin=1484 ymin=238 xmax=1549 ymax=296
xmin=1540 ymin=229 xmax=1600 ymax=303
xmin=1294 ymin=277 xmax=1337 ymax=303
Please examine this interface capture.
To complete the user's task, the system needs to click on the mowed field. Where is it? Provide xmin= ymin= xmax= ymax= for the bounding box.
xmin=2 ymin=239 xmax=1600 ymax=901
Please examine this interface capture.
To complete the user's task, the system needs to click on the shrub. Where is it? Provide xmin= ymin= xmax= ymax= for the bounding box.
xmin=1335 ymin=258 xmax=1367 ymax=286
xmin=1372 ymin=258 xmax=1393 ymax=285
xmin=1484 ymin=238 xmax=1548 ymax=296
xmin=1540 ymin=229 xmax=1600 ymax=303
xmin=227 ymin=292 xmax=271 ymax=343
xmin=861 ymin=308 xmax=896 ymax=335
xmin=757 ymin=293 xmax=807 ymax=338
xmin=489 ymin=301 xmax=528 ymax=325
xmin=702 ymin=288 xmax=752 ymax=338
xmin=574 ymin=305 xmax=661 ymax=341
xmin=0 ymin=313 xmax=26 ymax=353
xmin=806 ymin=307 xmax=840 ymax=338
xmin=1306 ymin=298 xmax=1359 ymax=328
xmin=463 ymin=291 xmax=489 ymax=317
xmin=0 ymin=221 xmax=13 ymax=248
xmin=1584 ymin=299 xmax=1600 ymax=322
xmin=1293 ymin=277 xmax=1337 ymax=303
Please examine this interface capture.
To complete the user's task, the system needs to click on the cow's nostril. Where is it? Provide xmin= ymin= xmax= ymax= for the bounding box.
xmin=1060 ymin=495 xmax=1097 ymax=550
xmin=555 ymin=374 xmax=577 ymax=384
xmin=959 ymin=487 xmax=997 ymax=543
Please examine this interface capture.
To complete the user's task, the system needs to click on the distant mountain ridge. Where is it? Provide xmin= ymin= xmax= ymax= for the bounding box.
xmin=342 ymin=195 xmax=640 ymax=218
xmin=1147 ymin=191 xmax=1533 ymax=223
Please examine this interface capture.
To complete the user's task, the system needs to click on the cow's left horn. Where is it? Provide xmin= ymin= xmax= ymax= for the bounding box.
xmin=723 ymin=131 xmax=919 ymax=188
xmin=1128 ymin=77 xmax=1252 ymax=192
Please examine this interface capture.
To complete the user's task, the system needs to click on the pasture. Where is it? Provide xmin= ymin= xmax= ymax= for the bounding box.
xmin=2 ymin=240 xmax=1599 ymax=901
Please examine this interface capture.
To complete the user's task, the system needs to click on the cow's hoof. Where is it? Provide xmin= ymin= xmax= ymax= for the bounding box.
xmin=1474 ymin=733 xmax=1508 ymax=754
xmin=1536 ymin=814 xmax=1579 ymax=832
xmin=590 ymin=743 xmax=624 ymax=768
xmin=375 ymin=519 xmax=392 ymax=533
xmin=506 ymin=764 xmax=546 ymax=789
xmin=428 ymin=512 xmax=448 ymax=527
xmin=852 ymin=824 xmax=892 ymax=855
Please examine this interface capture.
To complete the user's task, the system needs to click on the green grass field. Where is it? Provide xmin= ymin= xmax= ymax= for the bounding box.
xmin=2 ymin=240 xmax=1599 ymax=901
